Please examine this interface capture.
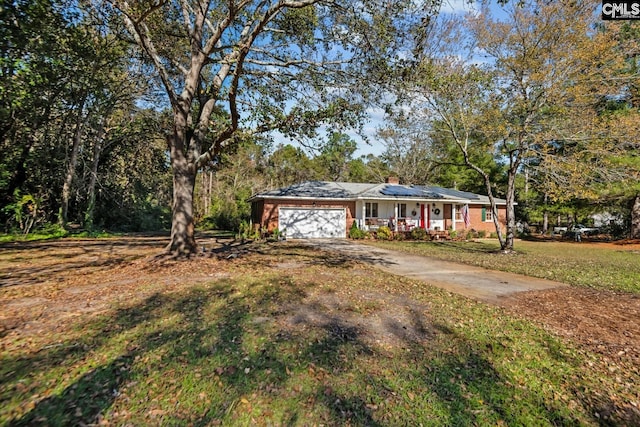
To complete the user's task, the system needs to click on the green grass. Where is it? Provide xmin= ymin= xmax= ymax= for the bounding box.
xmin=0 ymin=229 xmax=69 ymax=243
xmin=0 ymin=228 xmax=120 ymax=243
xmin=367 ymin=239 xmax=640 ymax=294
xmin=1 ymin=244 xmax=636 ymax=426
xmin=0 ymin=228 xmax=234 ymax=244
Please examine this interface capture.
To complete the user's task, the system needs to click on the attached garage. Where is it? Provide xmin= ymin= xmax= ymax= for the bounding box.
xmin=278 ymin=207 xmax=347 ymax=239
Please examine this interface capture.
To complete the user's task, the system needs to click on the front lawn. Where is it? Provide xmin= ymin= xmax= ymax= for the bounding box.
xmin=1 ymin=238 xmax=638 ymax=425
xmin=367 ymin=239 xmax=640 ymax=294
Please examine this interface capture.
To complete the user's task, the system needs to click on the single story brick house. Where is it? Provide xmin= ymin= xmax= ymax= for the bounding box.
xmin=249 ymin=177 xmax=508 ymax=239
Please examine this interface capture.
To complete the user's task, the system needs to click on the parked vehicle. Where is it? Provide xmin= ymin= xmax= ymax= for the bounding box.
xmin=554 ymin=224 xmax=599 ymax=239
xmin=553 ymin=226 xmax=568 ymax=235
xmin=570 ymin=224 xmax=599 ymax=235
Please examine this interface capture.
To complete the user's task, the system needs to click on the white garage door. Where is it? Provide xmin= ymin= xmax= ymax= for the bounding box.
xmin=278 ymin=207 xmax=346 ymax=239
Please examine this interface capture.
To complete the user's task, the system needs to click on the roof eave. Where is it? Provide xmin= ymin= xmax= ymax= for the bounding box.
xmin=249 ymin=195 xmax=510 ymax=205
xmin=249 ymin=195 xmax=357 ymax=202
xmin=356 ymin=196 xmax=508 ymax=205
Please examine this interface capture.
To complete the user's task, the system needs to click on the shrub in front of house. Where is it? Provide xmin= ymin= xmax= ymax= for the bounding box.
xmin=236 ymin=220 xmax=261 ymax=240
xmin=267 ymin=227 xmax=286 ymax=242
xmin=455 ymin=230 xmax=469 ymax=240
xmin=461 ymin=230 xmax=482 ymax=240
xmin=376 ymin=225 xmax=393 ymax=240
xmin=411 ymin=227 xmax=428 ymax=241
xmin=477 ymin=230 xmax=487 ymax=238
xmin=349 ymin=222 xmax=368 ymax=239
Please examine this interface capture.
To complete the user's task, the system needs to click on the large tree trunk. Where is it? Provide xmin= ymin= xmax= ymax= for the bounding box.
xmin=84 ymin=139 xmax=101 ymax=231
xmin=59 ymin=95 xmax=87 ymax=227
xmin=84 ymin=118 xmax=106 ymax=230
xmin=631 ymin=193 xmax=640 ymax=239
xmin=168 ymin=159 xmax=197 ymax=256
xmin=470 ymin=163 xmax=507 ymax=250
xmin=542 ymin=193 xmax=549 ymax=234
xmin=166 ymin=126 xmax=198 ymax=256
xmin=480 ymin=174 xmax=506 ymax=250
xmin=502 ymin=169 xmax=517 ymax=252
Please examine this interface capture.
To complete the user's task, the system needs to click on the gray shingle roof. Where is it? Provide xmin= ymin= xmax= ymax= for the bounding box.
xmin=420 ymin=186 xmax=480 ymax=200
xmin=253 ymin=181 xmax=370 ymax=199
xmin=250 ymin=181 xmax=507 ymax=204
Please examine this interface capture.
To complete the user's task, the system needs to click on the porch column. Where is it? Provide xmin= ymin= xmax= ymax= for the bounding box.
xmin=452 ymin=204 xmax=456 ymax=231
xmin=362 ymin=202 xmax=367 ymax=230
xmin=394 ymin=204 xmax=398 ymax=232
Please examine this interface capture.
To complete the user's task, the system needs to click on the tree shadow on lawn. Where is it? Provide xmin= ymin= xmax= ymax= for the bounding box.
xmin=0 ymin=237 xmax=169 ymax=289
xmin=417 ymin=342 xmax=577 ymax=426
xmin=275 ymin=242 xmax=397 ymax=268
xmin=425 ymin=326 xmax=640 ymax=426
xmin=428 ymin=240 xmax=505 ymax=254
xmin=6 ymin=354 xmax=134 ymax=426
xmin=0 ymin=256 xmax=143 ymax=289
xmin=3 ymin=273 xmax=608 ymax=426
xmin=199 ymin=240 xmax=384 ymax=269
xmin=0 ymin=236 xmax=170 ymax=253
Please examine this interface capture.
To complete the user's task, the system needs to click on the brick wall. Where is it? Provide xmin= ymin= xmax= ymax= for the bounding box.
xmin=463 ymin=205 xmax=507 ymax=233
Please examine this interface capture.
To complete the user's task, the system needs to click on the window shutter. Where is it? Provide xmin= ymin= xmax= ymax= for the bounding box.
xmin=481 ymin=207 xmax=486 ymax=222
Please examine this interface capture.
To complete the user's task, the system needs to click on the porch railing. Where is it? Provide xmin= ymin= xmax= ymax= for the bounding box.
xmin=364 ymin=217 xmax=420 ymax=231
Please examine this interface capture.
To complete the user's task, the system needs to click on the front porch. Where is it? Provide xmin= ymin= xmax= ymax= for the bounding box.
xmin=358 ymin=200 xmax=462 ymax=235
xmin=365 ymin=217 xmax=420 ymax=232
xmin=366 ymin=218 xmax=451 ymax=240
xmin=365 ymin=217 xmax=450 ymax=232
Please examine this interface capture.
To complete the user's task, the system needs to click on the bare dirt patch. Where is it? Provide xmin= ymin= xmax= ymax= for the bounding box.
xmin=529 ymin=235 xmax=640 ymax=252
xmin=502 ymin=286 xmax=640 ymax=373
xmin=0 ymin=234 xmax=231 ymax=338
xmin=501 ymin=287 xmax=640 ymax=423
xmin=503 ymin=288 xmax=640 ymax=359
xmin=282 ymin=289 xmax=435 ymax=349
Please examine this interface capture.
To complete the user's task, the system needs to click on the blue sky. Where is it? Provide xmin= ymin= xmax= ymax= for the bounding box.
xmin=269 ymin=0 xmax=486 ymax=159
xmin=347 ymin=0 xmax=511 ymax=158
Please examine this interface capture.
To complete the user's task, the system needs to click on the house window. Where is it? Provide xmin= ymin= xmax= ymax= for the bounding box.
xmin=399 ymin=203 xmax=407 ymax=217
xmin=482 ymin=206 xmax=493 ymax=222
xmin=455 ymin=205 xmax=463 ymax=221
xmin=366 ymin=202 xmax=378 ymax=218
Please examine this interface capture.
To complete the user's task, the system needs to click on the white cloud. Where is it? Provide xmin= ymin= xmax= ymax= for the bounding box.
xmin=439 ymin=0 xmax=479 ymax=15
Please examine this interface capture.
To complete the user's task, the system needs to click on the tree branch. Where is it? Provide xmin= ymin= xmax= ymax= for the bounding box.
xmin=196 ymin=0 xmax=326 ymax=167
xmin=112 ymin=1 xmax=179 ymax=108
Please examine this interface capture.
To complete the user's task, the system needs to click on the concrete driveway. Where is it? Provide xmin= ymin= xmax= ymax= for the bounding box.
xmin=302 ymin=239 xmax=567 ymax=304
